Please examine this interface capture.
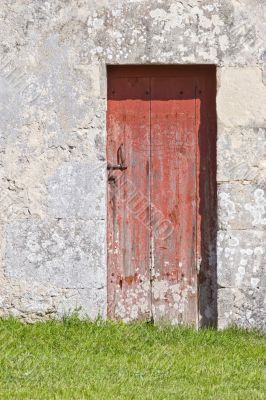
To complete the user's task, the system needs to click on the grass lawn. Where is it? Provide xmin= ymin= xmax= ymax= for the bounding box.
xmin=0 ymin=318 xmax=265 ymax=399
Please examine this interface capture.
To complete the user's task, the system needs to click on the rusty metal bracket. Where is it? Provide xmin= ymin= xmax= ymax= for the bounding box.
xmin=107 ymin=162 xmax=127 ymax=171
xmin=107 ymin=143 xmax=127 ymax=174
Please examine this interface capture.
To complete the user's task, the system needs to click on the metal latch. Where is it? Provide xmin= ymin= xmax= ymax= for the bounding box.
xmin=107 ymin=144 xmax=127 ymax=172
xmin=107 ymin=162 xmax=127 ymax=171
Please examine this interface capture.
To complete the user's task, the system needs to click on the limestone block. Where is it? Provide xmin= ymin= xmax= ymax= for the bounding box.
xmin=56 ymin=288 xmax=106 ymax=319
xmin=217 ymin=127 xmax=266 ymax=183
xmin=217 ymin=68 xmax=266 ymax=127
xmin=0 ymin=279 xmax=60 ymax=320
xmin=46 ymin=98 xmax=106 ymax=154
xmin=48 ymin=161 xmax=106 ymax=219
xmin=217 ymin=288 xmax=234 ymax=329
xmin=0 ymin=282 xmax=106 ymax=321
xmin=217 ymin=229 xmax=265 ymax=289
xmin=4 ymin=219 xmax=106 ymax=289
xmin=218 ymin=183 xmax=266 ymax=230
xmin=218 ymin=287 xmax=266 ymax=331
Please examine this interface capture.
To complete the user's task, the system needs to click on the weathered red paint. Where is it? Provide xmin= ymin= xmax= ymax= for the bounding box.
xmin=107 ymin=74 xmax=151 ymax=321
xmin=107 ymin=66 xmax=216 ymax=325
xmin=150 ymin=76 xmax=198 ymax=324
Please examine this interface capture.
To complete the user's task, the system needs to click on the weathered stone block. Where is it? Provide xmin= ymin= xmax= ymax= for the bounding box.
xmin=217 ymin=229 xmax=265 ymax=289
xmin=218 ymin=287 xmax=266 ymax=332
xmin=48 ymin=161 xmax=106 ymax=219
xmin=46 ymin=98 xmax=106 ymax=154
xmin=4 ymin=219 xmax=106 ymax=289
xmin=217 ymin=68 xmax=266 ymax=127
xmin=218 ymin=183 xmax=266 ymax=230
xmin=56 ymin=288 xmax=106 ymax=319
xmin=217 ymin=127 xmax=266 ymax=183
xmin=0 ymin=281 xmax=106 ymax=321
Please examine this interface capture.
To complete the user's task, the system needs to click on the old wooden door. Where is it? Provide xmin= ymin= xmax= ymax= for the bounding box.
xmin=107 ymin=66 xmax=216 ymax=325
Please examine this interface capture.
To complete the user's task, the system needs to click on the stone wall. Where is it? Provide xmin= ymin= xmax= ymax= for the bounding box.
xmin=0 ymin=0 xmax=265 ymax=329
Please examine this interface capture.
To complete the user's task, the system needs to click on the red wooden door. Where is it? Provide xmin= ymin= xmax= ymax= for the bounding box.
xmin=107 ymin=66 xmax=216 ymax=326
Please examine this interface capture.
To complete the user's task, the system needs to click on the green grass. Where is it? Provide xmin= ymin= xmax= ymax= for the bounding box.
xmin=0 ymin=318 xmax=265 ymax=399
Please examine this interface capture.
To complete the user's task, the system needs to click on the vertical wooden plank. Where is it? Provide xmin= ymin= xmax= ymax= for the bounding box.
xmin=107 ymin=75 xmax=151 ymax=321
xmin=150 ymin=76 xmax=198 ymax=325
